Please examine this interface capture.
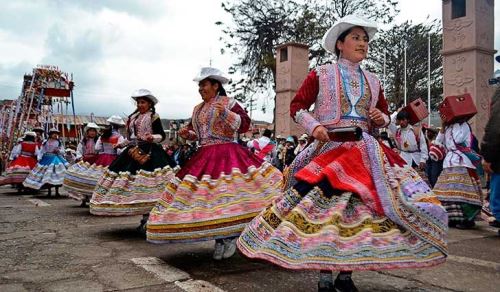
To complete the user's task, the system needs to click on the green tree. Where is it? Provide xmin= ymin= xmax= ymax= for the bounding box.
xmin=367 ymin=20 xmax=443 ymax=111
xmin=217 ymin=0 xmax=399 ymax=111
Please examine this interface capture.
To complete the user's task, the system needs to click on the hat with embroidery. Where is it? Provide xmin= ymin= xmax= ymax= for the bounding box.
xmin=322 ymin=15 xmax=378 ymax=55
xmin=131 ymin=89 xmax=158 ymax=105
xmin=48 ymin=127 xmax=60 ymax=134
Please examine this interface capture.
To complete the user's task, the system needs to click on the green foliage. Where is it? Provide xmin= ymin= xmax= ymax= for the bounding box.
xmin=218 ymin=0 xmax=399 ymax=109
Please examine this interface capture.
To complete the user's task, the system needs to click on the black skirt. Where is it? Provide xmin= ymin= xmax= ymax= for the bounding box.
xmin=108 ymin=143 xmax=175 ymax=175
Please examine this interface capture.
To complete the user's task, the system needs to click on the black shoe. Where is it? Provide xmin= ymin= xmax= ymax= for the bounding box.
xmin=448 ymin=221 xmax=457 ymax=228
xmin=334 ymin=275 xmax=358 ymax=292
xmin=489 ymin=220 xmax=500 ymax=228
xmin=318 ymin=280 xmax=334 ymax=292
xmin=456 ymin=220 xmax=475 ymax=230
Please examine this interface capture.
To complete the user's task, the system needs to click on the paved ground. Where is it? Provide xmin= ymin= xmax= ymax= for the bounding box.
xmin=0 ymin=185 xmax=499 ymax=292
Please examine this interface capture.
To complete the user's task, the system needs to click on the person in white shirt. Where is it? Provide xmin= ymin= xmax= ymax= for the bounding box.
xmin=433 ymin=118 xmax=483 ymax=229
xmin=389 ymin=111 xmax=428 ymax=170
xmin=247 ymin=129 xmax=275 ymax=162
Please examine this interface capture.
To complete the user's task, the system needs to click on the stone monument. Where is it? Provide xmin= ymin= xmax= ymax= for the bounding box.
xmin=275 ymin=42 xmax=309 ymax=137
xmin=442 ymin=0 xmax=496 ymax=141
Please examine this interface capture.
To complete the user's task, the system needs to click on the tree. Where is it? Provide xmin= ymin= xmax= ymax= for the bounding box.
xmin=217 ymin=0 xmax=399 ymax=112
xmin=367 ymin=20 xmax=443 ymax=111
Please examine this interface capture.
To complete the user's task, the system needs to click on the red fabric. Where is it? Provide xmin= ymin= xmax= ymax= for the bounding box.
xmin=21 ymin=142 xmax=37 ymax=153
xmin=295 ymin=143 xmax=384 ymax=215
xmin=82 ymin=154 xmax=98 ymax=164
xmin=230 ymin=102 xmax=251 ymax=133
xmin=252 ymin=140 xmax=274 ymax=159
xmin=379 ymin=142 xmax=406 ymax=167
xmin=9 ymin=156 xmax=37 ymax=169
xmin=290 ymin=70 xmax=319 ymax=119
xmin=176 ymin=143 xmax=263 ymax=180
xmin=94 ymin=154 xmax=117 ymax=167
xmin=375 ymin=88 xmax=389 ymax=115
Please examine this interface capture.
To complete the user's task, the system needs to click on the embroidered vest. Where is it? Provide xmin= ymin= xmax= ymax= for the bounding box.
xmin=315 ymin=63 xmax=380 ymax=131
xmin=20 ymin=142 xmax=37 ymax=157
xmin=192 ymin=96 xmax=238 ymax=143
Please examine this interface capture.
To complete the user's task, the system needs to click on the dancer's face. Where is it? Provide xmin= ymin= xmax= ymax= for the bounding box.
xmin=87 ymin=129 xmax=97 ymax=138
xmin=336 ymin=27 xmax=369 ymax=63
xmin=198 ymin=79 xmax=218 ymax=102
xmin=136 ymin=98 xmax=152 ymax=114
xmin=50 ymin=133 xmax=58 ymax=139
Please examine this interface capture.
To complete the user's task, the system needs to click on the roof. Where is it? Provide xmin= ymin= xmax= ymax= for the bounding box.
xmin=52 ymin=114 xmax=108 ymax=126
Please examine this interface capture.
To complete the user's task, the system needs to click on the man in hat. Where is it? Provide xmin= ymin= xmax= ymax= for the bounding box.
xmin=482 ymin=56 xmax=500 ymax=230
xmin=388 ymin=110 xmax=428 ymax=170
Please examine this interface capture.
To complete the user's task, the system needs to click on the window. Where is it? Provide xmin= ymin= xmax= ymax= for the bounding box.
xmin=452 ymin=0 xmax=466 ymax=19
xmin=280 ymin=47 xmax=288 ymax=62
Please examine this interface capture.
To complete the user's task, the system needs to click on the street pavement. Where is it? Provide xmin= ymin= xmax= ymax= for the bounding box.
xmin=0 ymin=185 xmax=499 ymax=292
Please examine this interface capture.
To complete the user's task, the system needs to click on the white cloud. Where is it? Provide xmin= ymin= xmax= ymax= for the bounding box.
xmin=0 ymin=0 xmax=498 ymax=122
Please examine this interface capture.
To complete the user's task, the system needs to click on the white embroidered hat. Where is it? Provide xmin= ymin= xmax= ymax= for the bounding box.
xmin=106 ymin=115 xmax=125 ymax=126
xmin=48 ymin=127 xmax=60 ymax=134
xmin=322 ymin=15 xmax=378 ymax=54
xmin=193 ymin=67 xmax=230 ymax=85
xmin=24 ymin=131 xmax=37 ymax=137
xmin=84 ymin=122 xmax=101 ymax=133
xmin=131 ymin=89 xmax=158 ymax=105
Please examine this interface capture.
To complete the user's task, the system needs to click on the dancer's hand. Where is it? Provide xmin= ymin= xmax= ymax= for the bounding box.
xmin=178 ymin=128 xmax=189 ymax=139
xmin=144 ymin=133 xmax=154 ymax=142
xmin=213 ymin=102 xmax=226 ymax=116
xmin=483 ymin=161 xmax=493 ymax=174
xmin=369 ymin=109 xmax=385 ymax=126
xmin=312 ymin=126 xmax=329 ymax=142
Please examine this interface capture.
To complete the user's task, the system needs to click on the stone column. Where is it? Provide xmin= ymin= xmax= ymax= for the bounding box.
xmin=275 ymin=42 xmax=309 ymax=138
xmin=442 ymin=0 xmax=496 ymax=141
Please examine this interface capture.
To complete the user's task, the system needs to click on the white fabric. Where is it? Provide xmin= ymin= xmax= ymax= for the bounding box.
xmin=38 ymin=139 xmax=64 ymax=161
xmin=322 ymin=15 xmax=378 ymax=54
xmin=131 ymin=89 xmax=158 ymax=105
xmin=193 ymin=67 xmax=230 ymax=84
xmin=9 ymin=144 xmax=21 ymax=160
xmin=388 ymin=114 xmax=428 ymax=166
xmin=247 ymin=136 xmax=274 ymax=162
xmin=95 ymin=131 xmax=125 ymax=155
xmin=435 ymin=122 xmax=475 ymax=169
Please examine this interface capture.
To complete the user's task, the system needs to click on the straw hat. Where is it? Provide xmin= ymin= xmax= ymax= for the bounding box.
xmin=131 ymin=89 xmax=158 ymax=105
xmin=193 ymin=67 xmax=230 ymax=85
xmin=322 ymin=15 xmax=378 ymax=54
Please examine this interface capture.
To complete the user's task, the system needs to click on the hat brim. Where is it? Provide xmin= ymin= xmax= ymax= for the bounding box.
xmin=132 ymin=95 xmax=158 ymax=105
xmin=49 ymin=130 xmax=60 ymax=134
xmin=193 ymin=75 xmax=229 ymax=85
xmin=322 ymin=19 xmax=378 ymax=54
xmin=496 ymin=55 xmax=500 ymax=63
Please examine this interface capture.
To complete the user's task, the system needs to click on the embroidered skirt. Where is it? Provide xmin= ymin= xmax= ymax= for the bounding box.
xmin=237 ymin=135 xmax=448 ymax=271
xmin=147 ymin=143 xmax=283 ymax=243
xmin=23 ymin=154 xmax=69 ymax=189
xmin=433 ymin=166 xmax=483 ymax=223
xmin=0 ymin=156 xmax=37 ymax=185
xmin=90 ymin=143 xmax=178 ymax=216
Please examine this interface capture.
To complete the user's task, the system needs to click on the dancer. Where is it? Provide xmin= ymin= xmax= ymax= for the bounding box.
xmin=64 ymin=117 xmax=125 ymax=206
xmin=0 ymin=132 xmax=38 ymax=190
xmin=236 ymin=15 xmax=448 ymax=292
xmin=23 ymin=128 xmax=69 ymax=196
xmin=433 ymin=117 xmax=483 ymax=229
xmin=146 ymin=67 xmax=283 ymax=260
xmin=90 ymin=89 xmax=177 ymax=225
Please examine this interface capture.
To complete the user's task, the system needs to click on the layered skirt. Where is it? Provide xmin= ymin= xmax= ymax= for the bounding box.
xmin=63 ymin=154 xmax=117 ymax=202
xmin=433 ymin=166 xmax=483 ymax=223
xmin=147 ymin=143 xmax=283 ymax=243
xmin=90 ymin=143 xmax=178 ymax=216
xmin=23 ymin=153 xmax=69 ymax=189
xmin=237 ymin=135 xmax=448 ymax=271
xmin=0 ymin=155 xmax=37 ymax=186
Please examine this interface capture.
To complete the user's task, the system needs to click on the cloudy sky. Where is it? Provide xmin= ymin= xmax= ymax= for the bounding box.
xmin=0 ymin=0 xmax=499 ymax=122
